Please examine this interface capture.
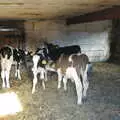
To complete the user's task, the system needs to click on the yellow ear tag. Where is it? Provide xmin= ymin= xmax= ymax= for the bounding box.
xmin=42 ymin=60 xmax=47 ymax=65
xmin=51 ymin=63 xmax=55 ymax=68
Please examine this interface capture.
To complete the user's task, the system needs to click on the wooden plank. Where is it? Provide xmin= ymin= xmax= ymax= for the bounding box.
xmin=66 ymin=6 xmax=120 ymax=25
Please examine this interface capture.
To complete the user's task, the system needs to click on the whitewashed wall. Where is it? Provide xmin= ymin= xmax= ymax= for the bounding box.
xmin=24 ymin=20 xmax=112 ymax=62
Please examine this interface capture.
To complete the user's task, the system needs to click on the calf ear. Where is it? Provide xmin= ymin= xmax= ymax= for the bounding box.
xmin=25 ymin=51 xmax=33 ymax=56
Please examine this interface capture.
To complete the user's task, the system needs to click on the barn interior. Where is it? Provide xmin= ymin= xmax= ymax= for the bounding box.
xmin=0 ymin=0 xmax=120 ymax=120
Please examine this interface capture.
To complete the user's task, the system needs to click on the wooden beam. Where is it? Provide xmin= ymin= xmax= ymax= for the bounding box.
xmin=66 ymin=6 xmax=120 ymax=25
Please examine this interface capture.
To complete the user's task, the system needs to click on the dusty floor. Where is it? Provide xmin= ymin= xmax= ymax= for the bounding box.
xmin=0 ymin=62 xmax=120 ymax=120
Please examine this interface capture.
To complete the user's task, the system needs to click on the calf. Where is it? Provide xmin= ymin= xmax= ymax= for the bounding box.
xmin=32 ymin=48 xmax=48 ymax=93
xmin=56 ymin=53 xmax=89 ymax=105
xmin=0 ymin=45 xmax=28 ymax=88
xmin=44 ymin=42 xmax=81 ymax=62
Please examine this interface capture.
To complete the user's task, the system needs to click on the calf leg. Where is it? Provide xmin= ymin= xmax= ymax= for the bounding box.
xmin=83 ymin=79 xmax=89 ymax=98
xmin=40 ymin=68 xmax=45 ymax=80
xmin=17 ymin=69 xmax=21 ymax=80
xmin=5 ymin=70 xmax=10 ymax=88
xmin=1 ymin=70 xmax=5 ymax=88
xmin=75 ymin=77 xmax=83 ymax=105
xmin=63 ymin=76 xmax=67 ymax=91
xmin=40 ymin=69 xmax=46 ymax=90
xmin=72 ymin=68 xmax=83 ymax=105
xmin=1 ymin=60 xmax=7 ymax=88
xmin=42 ymin=80 xmax=45 ymax=90
xmin=32 ymin=71 xmax=38 ymax=94
xmin=4 ymin=61 xmax=12 ymax=88
xmin=15 ymin=63 xmax=21 ymax=80
xmin=57 ymin=68 xmax=62 ymax=89
xmin=82 ymin=64 xmax=89 ymax=98
xmin=44 ymin=70 xmax=48 ymax=82
xmin=66 ymin=67 xmax=83 ymax=105
xmin=15 ymin=69 xmax=21 ymax=80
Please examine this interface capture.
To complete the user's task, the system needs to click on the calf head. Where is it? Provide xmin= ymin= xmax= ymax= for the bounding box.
xmin=0 ymin=46 xmax=12 ymax=59
xmin=44 ymin=42 xmax=59 ymax=53
xmin=35 ymin=48 xmax=49 ymax=68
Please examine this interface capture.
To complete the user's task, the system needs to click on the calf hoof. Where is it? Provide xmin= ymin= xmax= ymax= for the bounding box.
xmin=64 ymin=87 xmax=67 ymax=91
xmin=2 ymin=84 xmax=5 ymax=88
xmin=77 ymin=100 xmax=82 ymax=105
xmin=44 ymin=79 xmax=48 ymax=82
xmin=82 ymin=97 xmax=87 ymax=103
xmin=32 ymin=89 xmax=35 ymax=94
xmin=6 ymin=85 xmax=10 ymax=88
xmin=15 ymin=76 xmax=21 ymax=80
xmin=17 ymin=76 xmax=21 ymax=80
xmin=71 ymin=79 xmax=74 ymax=83
xmin=42 ymin=86 xmax=46 ymax=90
xmin=18 ymin=78 xmax=21 ymax=80
xmin=57 ymin=85 xmax=61 ymax=89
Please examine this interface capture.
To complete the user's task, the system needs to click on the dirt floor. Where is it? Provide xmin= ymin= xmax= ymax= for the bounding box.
xmin=0 ymin=62 xmax=120 ymax=120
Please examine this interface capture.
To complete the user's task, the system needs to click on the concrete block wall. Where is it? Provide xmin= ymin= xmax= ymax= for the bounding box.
xmin=24 ymin=20 xmax=112 ymax=62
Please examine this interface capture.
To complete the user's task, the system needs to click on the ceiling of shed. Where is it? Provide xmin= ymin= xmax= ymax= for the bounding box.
xmin=0 ymin=0 xmax=119 ymax=20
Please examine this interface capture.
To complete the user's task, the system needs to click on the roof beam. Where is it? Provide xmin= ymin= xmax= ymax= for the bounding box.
xmin=66 ymin=6 xmax=120 ymax=25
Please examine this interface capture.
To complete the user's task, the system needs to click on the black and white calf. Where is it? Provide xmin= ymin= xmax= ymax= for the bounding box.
xmin=44 ymin=42 xmax=81 ymax=62
xmin=32 ymin=48 xmax=49 ymax=93
xmin=0 ymin=45 xmax=28 ymax=88
xmin=56 ymin=53 xmax=89 ymax=105
xmin=31 ymin=42 xmax=81 ymax=94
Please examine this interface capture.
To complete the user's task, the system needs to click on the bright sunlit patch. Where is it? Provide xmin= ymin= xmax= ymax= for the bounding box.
xmin=0 ymin=92 xmax=23 ymax=116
